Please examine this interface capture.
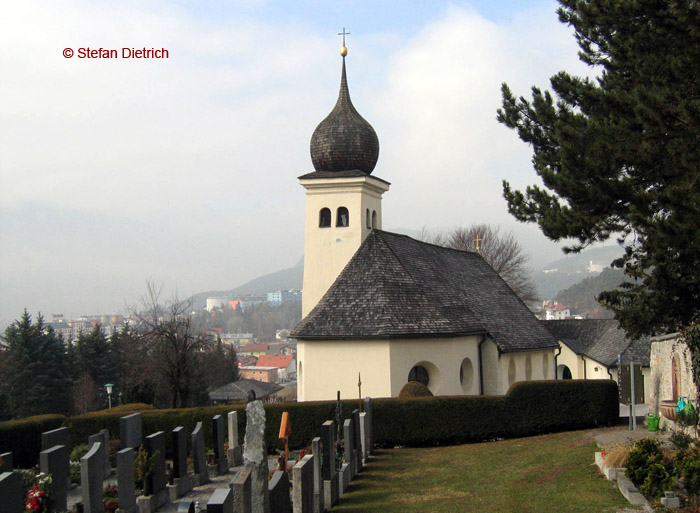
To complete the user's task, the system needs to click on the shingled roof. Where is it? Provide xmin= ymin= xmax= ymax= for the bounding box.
xmin=541 ymin=319 xmax=651 ymax=367
xmin=291 ymin=230 xmax=557 ymax=353
xmin=209 ymin=379 xmax=283 ymax=403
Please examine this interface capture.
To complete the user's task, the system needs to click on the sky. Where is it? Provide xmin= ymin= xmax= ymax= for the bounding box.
xmin=0 ymin=0 xmax=597 ymax=327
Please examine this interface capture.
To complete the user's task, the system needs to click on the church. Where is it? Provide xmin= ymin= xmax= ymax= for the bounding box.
xmin=290 ymin=42 xmax=558 ymax=402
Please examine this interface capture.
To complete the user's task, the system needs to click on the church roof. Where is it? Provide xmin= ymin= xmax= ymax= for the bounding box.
xmin=291 ymin=230 xmax=558 ymax=353
xmin=541 ymin=319 xmax=651 ymax=367
xmin=309 ymin=57 xmax=379 ymax=175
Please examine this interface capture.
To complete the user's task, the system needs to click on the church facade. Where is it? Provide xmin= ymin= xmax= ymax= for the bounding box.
xmin=291 ymin=45 xmax=558 ymax=402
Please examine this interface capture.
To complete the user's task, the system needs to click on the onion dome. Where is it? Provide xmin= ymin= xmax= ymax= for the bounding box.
xmin=310 ymin=52 xmax=379 ymax=175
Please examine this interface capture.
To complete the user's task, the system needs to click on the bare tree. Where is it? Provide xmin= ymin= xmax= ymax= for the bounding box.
xmin=420 ymin=224 xmax=539 ymax=303
xmin=130 ymin=281 xmax=210 ymax=408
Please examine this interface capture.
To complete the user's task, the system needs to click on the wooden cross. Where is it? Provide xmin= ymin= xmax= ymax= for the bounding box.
xmin=338 ymin=27 xmax=350 ymax=46
xmin=474 ymin=235 xmax=483 ymax=252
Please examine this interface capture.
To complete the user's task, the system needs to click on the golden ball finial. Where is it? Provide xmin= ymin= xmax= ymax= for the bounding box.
xmin=340 ymin=46 xmax=348 ymax=57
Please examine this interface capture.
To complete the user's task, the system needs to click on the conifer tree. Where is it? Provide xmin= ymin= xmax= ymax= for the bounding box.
xmin=498 ymin=0 xmax=700 ymax=337
xmin=1 ymin=311 xmax=72 ymax=418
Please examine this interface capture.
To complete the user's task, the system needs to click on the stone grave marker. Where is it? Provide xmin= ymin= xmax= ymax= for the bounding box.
xmin=343 ymin=419 xmax=354 ymax=479
xmin=243 ymin=400 xmax=270 ymax=513
xmin=0 ymin=452 xmax=12 ymax=473
xmin=293 ymin=454 xmax=314 ymax=513
xmin=117 ymin=448 xmax=137 ymax=513
xmin=119 ymin=413 xmax=142 ymax=450
xmin=88 ymin=430 xmax=110 ymax=479
xmin=81 ymin=442 xmax=104 ymax=513
xmin=363 ymin=397 xmax=373 ymax=454
xmin=228 ymin=411 xmax=243 ymax=467
xmin=172 ymin=426 xmax=188 ymax=480
xmin=100 ymin=429 xmax=111 ymax=476
xmin=320 ymin=421 xmax=338 ymax=508
xmin=191 ymin=421 xmax=209 ymax=485
xmin=208 ymin=488 xmax=233 ymax=513
xmin=145 ymin=431 xmax=167 ymax=495
xmin=230 ymin=467 xmax=252 ymax=513
xmin=351 ymin=410 xmax=362 ymax=473
xmin=177 ymin=501 xmax=196 ymax=513
xmin=0 ymin=471 xmax=23 ymax=513
xmin=41 ymin=426 xmax=69 ymax=452
xmin=267 ymin=470 xmax=291 ymax=513
xmin=359 ymin=413 xmax=370 ymax=463
xmin=40 ymin=444 xmax=69 ymax=512
xmin=213 ymin=414 xmax=228 ymax=474
xmin=311 ymin=437 xmax=324 ymax=513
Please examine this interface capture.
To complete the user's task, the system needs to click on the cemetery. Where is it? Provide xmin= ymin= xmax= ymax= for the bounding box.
xmin=0 ymin=380 xmax=624 ymax=512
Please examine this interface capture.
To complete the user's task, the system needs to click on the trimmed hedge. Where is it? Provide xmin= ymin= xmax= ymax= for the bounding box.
xmin=0 ymin=414 xmax=65 ymax=468
xmin=0 ymin=380 xmax=618 ymax=467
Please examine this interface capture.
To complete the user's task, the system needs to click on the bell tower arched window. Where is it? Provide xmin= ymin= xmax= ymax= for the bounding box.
xmin=371 ymin=210 xmax=377 ymax=229
xmin=336 ymin=207 xmax=349 ymax=227
xmin=319 ymin=208 xmax=331 ymax=228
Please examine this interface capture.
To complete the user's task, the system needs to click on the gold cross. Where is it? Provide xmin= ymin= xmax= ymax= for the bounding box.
xmin=474 ymin=235 xmax=483 ymax=252
xmin=338 ymin=27 xmax=350 ymax=46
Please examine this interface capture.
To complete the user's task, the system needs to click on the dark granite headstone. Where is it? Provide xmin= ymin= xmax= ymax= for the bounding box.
xmin=120 ymin=413 xmax=142 ymax=450
xmin=213 ymin=414 xmax=228 ymax=473
xmin=172 ymin=426 xmax=188 ymax=479
xmin=81 ymin=442 xmax=104 ymax=513
xmin=40 ymin=445 xmax=69 ymax=512
xmin=351 ymin=409 xmax=362 ymax=473
xmin=145 ymin=432 xmax=167 ymax=494
xmin=88 ymin=431 xmax=110 ymax=479
xmin=117 ymin=448 xmax=136 ymax=512
xmin=0 ymin=471 xmax=23 ymax=513
xmin=320 ymin=421 xmax=335 ymax=480
xmin=364 ymin=397 xmax=373 ymax=454
xmin=293 ymin=455 xmax=314 ymax=513
xmin=41 ymin=427 xmax=69 ymax=452
xmin=207 ymin=488 xmax=233 ymax=513
xmin=267 ymin=470 xmax=291 ymax=513
xmin=191 ymin=422 xmax=209 ymax=484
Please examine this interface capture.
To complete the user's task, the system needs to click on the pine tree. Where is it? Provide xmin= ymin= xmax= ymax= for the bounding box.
xmin=498 ymin=0 xmax=700 ymax=337
xmin=1 ymin=311 xmax=72 ymax=418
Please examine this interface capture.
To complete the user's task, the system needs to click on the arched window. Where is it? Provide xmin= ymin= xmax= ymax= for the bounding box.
xmin=319 ymin=208 xmax=331 ymax=228
xmin=508 ymin=358 xmax=516 ymax=387
xmin=366 ymin=209 xmax=371 ymax=229
xmin=460 ymin=357 xmax=474 ymax=393
xmin=371 ymin=210 xmax=377 ymax=229
xmin=408 ymin=365 xmax=429 ymax=387
xmin=525 ymin=355 xmax=532 ymax=380
xmin=336 ymin=207 xmax=349 ymax=227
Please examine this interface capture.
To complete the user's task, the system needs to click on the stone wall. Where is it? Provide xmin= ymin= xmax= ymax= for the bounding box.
xmin=649 ymin=334 xmax=696 ymax=411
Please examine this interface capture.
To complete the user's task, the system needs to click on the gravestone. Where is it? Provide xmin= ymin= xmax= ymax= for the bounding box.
xmin=81 ymin=442 xmax=104 ymax=513
xmin=320 ymin=421 xmax=338 ymax=508
xmin=41 ymin=426 xmax=69 ymax=452
xmin=100 ymin=429 xmax=111 ymax=476
xmin=191 ymin=422 xmax=209 ymax=484
xmin=339 ymin=463 xmax=351 ymax=496
xmin=145 ymin=431 xmax=167 ymax=495
xmin=177 ymin=501 xmax=195 ymax=513
xmin=40 ymin=444 xmax=69 ymax=512
xmin=117 ymin=448 xmax=137 ymax=513
xmin=359 ymin=413 xmax=370 ymax=463
xmin=0 ymin=453 xmax=12 ymax=473
xmin=363 ymin=397 xmax=373 ymax=454
xmin=351 ymin=410 xmax=362 ymax=473
xmin=88 ymin=430 xmax=110 ymax=479
xmin=0 ymin=471 xmax=23 ymax=513
xmin=208 ymin=488 xmax=233 ymax=513
xmin=293 ymin=455 xmax=314 ymax=513
xmin=311 ymin=438 xmax=324 ymax=513
xmin=343 ymin=419 xmax=354 ymax=479
xmin=230 ymin=468 xmax=252 ymax=513
xmin=213 ymin=414 xmax=229 ymax=474
xmin=172 ymin=426 xmax=188 ymax=479
xmin=120 ymin=413 xmax=142 ymax=450
xmin=243 ymin=400 xmax=270 ymax=513
xmin=228 ymin=411 xmax=243 ymax=467
xmin=267 ymin=471 xmax=291 ymax=513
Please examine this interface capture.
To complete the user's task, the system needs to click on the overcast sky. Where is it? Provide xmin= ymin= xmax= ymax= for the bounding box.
xmin=0 ymin=0 xmax=596 ymax=327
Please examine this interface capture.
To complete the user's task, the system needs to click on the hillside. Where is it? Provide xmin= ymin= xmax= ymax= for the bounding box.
xmin=189 ymin=257 xmax=304 ymax=310
xmin=554 ymin=267 xmax=630 ymax=318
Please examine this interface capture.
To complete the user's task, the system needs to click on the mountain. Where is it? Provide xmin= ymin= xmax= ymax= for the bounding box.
xmin=554 ymin=267 xmax=630 ymax=318
xmin=189 ymin=257 xmax=304 ymax=310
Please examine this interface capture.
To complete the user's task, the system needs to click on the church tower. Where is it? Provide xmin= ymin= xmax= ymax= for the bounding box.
xmin=300 ymin=40 xmax=390 ymax=317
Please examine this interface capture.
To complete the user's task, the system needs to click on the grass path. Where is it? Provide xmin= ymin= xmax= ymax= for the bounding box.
xmin=331 ymin=429 xmax=634 ymax=513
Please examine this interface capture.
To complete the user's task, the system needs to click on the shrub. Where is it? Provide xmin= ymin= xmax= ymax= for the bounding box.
xmin=398 ymin=382 xmax=434 ymax=398
xmin=0 ymin=414 xmax=66 ymax=468
xmin=626 ymin=438 xmax=664 ymax=486
xmin=677 ymin=446 xmax=700 ymax=495
xmin=671 ymin=431 xmax=695 ymax=451
xmin=70 ymin=443 xmax=89 ymax=462
xmin=640 ymin=462 xmax=673 ymax=498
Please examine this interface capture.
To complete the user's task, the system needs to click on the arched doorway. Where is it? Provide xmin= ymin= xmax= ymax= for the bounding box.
xmin=557 ymin=364 xmax=572 ymax=380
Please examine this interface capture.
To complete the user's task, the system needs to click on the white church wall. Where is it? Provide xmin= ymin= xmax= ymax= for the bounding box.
xmin=501 ymin=350 xmax=557 ymax=393
xmin=556 ymin=343 xmax=581 ymax=379
xmin=388 ymin=336 xmax=481 ymax=396
xmin=296 ymin=339 xmax=392 ymax=401
xmin=481 ymin=339 xmax=501 ymax=395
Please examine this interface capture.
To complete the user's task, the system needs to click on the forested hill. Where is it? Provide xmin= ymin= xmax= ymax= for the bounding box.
xmin=555 ymin=268 xmax=630 ymax=318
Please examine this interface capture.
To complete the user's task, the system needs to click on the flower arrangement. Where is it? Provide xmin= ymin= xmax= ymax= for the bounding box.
xmin=25 ymin=473 xmax=52 ymax=512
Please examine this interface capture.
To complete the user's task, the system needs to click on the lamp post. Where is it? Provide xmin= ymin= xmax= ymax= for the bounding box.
xmin=105 ymin=383 xmax=114 ymax=409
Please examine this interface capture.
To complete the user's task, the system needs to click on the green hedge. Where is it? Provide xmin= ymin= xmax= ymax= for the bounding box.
xmin=0 ymin=414 xmax=66 ymax=468
xmin=0 ymin=380 xmax=618 ymax=467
